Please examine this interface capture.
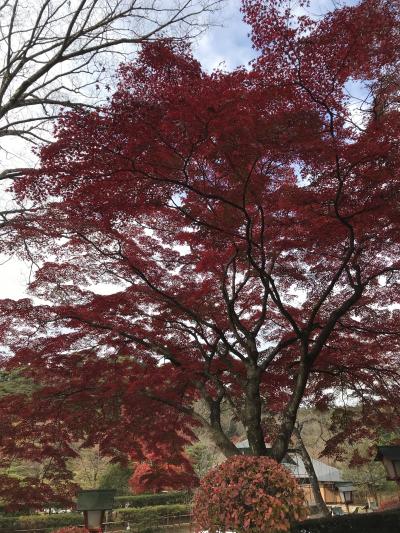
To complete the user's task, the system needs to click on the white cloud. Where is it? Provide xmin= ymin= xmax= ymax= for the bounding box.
xmin=193 ymin=0 xmax=255 ymax=71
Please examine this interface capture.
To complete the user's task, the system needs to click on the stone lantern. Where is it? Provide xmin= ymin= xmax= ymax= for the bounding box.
xmin=77 ymin=489 xmax=116 ymax=532
xmin=337 ymin=482 xmax=355 ymax=504
xmin=375 ymin=446 xmax=400 ymax=483
xmin=336 ymin=481 xmax=355 ymax=513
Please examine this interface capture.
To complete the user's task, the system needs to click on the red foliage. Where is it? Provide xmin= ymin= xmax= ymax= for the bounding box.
xmin=0 ymin=474 xmax=76 ymax=513
xmin=193 ymin=455 xmax=307 ymax=532
xmin=129 ymin=454 xmax=198 ymax=494
xmin=0 ymin=0 xmax=400 ymax=506
xmin=378 ymin=498 xmax=400 ymax=511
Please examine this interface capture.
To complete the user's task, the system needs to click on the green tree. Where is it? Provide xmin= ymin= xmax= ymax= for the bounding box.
xmin=186 ymin=442 xmax=221 ymax=479
xmin=68 ymin=446 xmax=110 ymax=489
xmin=99 ymin=463 xmax=133 ymax=495
xmin=0 ymin=369 xmax=36 ymax=397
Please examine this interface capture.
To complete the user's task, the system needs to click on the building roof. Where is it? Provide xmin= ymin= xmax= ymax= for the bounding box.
xmin=235 ymin=439 xmax=295 ymax=453
xmin=235 ymin=439 xmax=251 ymax=449
xmin=235 ymin=439 xmax=343 ymax=483
xmin=287 ymin=455 xmax=343 ymax=483
xmin=235 ymin=439 xmax=296 ymax=464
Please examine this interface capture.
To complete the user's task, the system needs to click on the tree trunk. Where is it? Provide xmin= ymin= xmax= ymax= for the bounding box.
xmin=271 ymin=360 xmax=311 ymax=462
xmin=207 ymin=424 xmax=239 ymax=457
xmin=244 ymin=366 xmax=268 ymax=456
xmin=206 ymin=396 xmax=239 ymax=457
xmin=293 ymin=426 xmax=330 ymax=517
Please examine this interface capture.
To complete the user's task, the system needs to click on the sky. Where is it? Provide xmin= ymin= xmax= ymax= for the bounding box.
xmin=0 ymin=0 xmax=361 ymax=300
xmin=193 ymin=0 xmax=255 ymax=71
xmin=192 ymin=0 xmax=354 ymax=72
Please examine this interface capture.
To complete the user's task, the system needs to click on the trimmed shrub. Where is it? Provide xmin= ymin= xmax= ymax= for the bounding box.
xmin=114 ymin=504 xmax=191 ymax=532
xmin=0 ymin=513 xmax=82 ymax=531
xmin=114 ymin=492 xmax=190 ymax=508
xmin=193 ymin=455 xmax=307 ymax=533
xmin=292 ymin=509 xmax=400 ymax=532
xmin=115 ymin=503 xmax=190 ymax=521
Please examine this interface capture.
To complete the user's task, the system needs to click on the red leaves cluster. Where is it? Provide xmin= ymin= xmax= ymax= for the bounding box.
xmin=378 ymin=498 xmax=400 ymax=511
xmin=193 ymin=455 xmax=307 ymax=532
xmin=129 ymin=454 xmax=198 ymax=494
xmin=0 ymin=474 xmax=76 ymax=513
xmin=128 ymin=437 xmax=198 ymax=494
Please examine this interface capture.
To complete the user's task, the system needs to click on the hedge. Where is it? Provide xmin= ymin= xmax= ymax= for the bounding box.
xmin=0 ymin=500 xmax=191 ymax=532
xmin=112 ymin=503 xmax=191 ymax=533
xmin=114 ymin=503 xmax=190 ymax=522
xmin=0 ymin=513 xmax=82 ymax=531
xmin=114 ymin=492 xmax=190 ymax=508
xmin=113 ymin=503 xmax=191 ymax=532
xmin=292 ymin=509 xmax=400 ymax=532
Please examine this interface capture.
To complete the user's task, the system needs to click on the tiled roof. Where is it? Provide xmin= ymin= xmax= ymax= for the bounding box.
xmin=235 ymin=439 xmax=342 ymax=482
xmin=286 ymin=455 xmax=342 ymax=482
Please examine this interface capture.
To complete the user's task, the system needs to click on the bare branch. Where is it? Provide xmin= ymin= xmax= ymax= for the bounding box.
xmin=0 ymin=0 xmax=224 ymax=167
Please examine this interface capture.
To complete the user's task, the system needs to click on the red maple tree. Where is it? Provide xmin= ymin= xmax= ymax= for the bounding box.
xmin=129 ymin=452 xmax=198 ymax=494
xmin=1 ymin=0 xmax=400 ymax=506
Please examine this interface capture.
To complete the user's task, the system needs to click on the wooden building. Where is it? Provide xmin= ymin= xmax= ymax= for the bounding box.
xmin=236 ymin=439 xmax=355 ymax=512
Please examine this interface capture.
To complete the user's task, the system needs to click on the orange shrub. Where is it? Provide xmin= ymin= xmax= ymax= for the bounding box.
xmin=378 ymin=497 xmax=400 ymax=511
xmin=193 ymin=455 xmax=307 ymax=532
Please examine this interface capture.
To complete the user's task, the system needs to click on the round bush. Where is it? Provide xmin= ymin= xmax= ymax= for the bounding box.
xmin=193 ymin=455 xmax=307 ymax=533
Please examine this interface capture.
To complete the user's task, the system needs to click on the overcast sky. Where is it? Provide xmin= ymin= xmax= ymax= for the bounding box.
xmin=192 ymin=0 xmax=359 ymax=71
xmin=193 ymin=0 xmax=255 ymax=71
xmin=0 ymin=0 xmax=360 ymax=300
